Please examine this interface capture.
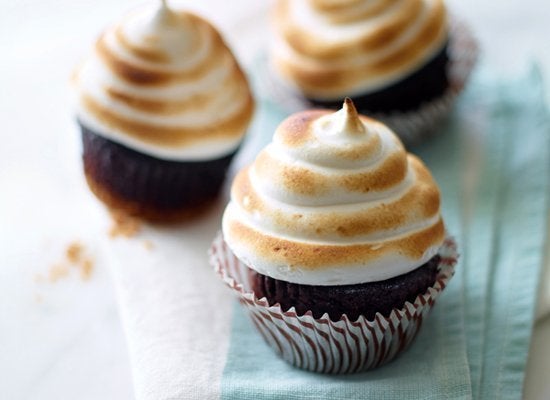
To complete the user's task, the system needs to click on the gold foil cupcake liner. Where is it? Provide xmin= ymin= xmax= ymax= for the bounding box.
xmin=260 ymin=17 xmax=478 ymax=144
xmin=209 ymin=234 xmax=458 ymax=373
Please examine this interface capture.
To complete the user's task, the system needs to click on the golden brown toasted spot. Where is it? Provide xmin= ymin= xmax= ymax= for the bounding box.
xmin=274 ymin=59 xmax=340 ymax=92
xmin=227 ymin=217 xmax=445 ymax=270
xmin=235 ymin=154 xmax=440 ymax=240
xmin=368 ymin=1 xmax=446 ymax=72
xmin=253 ymin=143 xmax=403 ymax=198
xmin=232 ymin=167 xmax=265 ymax=214
xmin=96 ymin=36 xmax=167 ymax=85
xmin=276 ymin=109 xmax=328 ymax=147
xmin=324 ymin=0 xmax=396 ymax=25
xmin=329 ymin=134 xmax=382 ymax=162
xmin=342 ymin=148 xmax=407 ymax=192
xmin=358 ymin=0 xmax=423 ymax=52
xmin=282 ymin=166 xmax=326 ymax=196
xmin=95 ymin=18 xmax=228 ymax=87
xmin=408 ymin=155 xmax=441 ymax=216
xmin=105 ymin=84 xmax=219 ymax=116
xmin=252 ymin=144 xmax=404 ymax=200
xmin=275 ymin=112 xmax=382 ymax=161
xmin=269 ymin=181 xmax=436 ymax=239
xmin=80 ymin=91 xmax=253 ymax=147
xmin=340 ymin=97 xmax=366 ymax=136
xmin=254 ymin=151 xmax=328 ymax=197
xmin=309 ymin=0 xmax=362 ymax=13
xmin=115 ymin=26 xmax=169 ymax=63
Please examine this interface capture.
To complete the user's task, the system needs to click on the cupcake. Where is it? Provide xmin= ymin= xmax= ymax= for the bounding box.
xmin=73 ymin=1 xmax=254 ymax=221
xmin=268 ymin=0 xmax=477 ymax=143
xmin=211 ymin=99 xmax=457 ymax=372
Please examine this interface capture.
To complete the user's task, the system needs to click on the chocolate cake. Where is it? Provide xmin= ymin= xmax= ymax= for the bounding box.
xmin=308 ymin=44 xmax=450 ymax=113
xmin=81 ymin=125 xmax=237 ymax=220
xmin=73 ymin=1 xmax=254 ymax=221
xmin=249 ymin=255 xmax=440 ymax=321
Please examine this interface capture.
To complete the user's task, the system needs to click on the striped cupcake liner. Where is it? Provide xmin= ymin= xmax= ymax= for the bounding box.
xmin=259 ymin=17 xmax=478 ymax=145
xmin=209 ymin=234 xmax=458 ymax=373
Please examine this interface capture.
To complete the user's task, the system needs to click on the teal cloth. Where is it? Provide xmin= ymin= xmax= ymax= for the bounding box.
xmin=221 ymin=66 xmax=550 ymax=399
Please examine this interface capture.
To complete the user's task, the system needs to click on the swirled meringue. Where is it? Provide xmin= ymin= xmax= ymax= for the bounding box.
xmin=271 ymin=0 xmax=448 ymax=100
xmin=74 ymin=1 xmax=254 ymax=161
xmin=222 ymin=99 xmax=445 ymax=285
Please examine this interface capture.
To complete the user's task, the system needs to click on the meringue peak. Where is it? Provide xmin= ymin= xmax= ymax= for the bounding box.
xmin=316 ymin=98 xmax=367 ymax=141
xmin=153 ymin=0 xmax=179 ymax=26
xmin=340 ymin=98 xmax=366 ymax=136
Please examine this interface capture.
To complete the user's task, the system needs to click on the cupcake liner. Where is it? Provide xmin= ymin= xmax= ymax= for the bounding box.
xmin=259 ymin=16 xmax=478 ymax=145
xmin=209 ymin=234 xmax=458 ymax=373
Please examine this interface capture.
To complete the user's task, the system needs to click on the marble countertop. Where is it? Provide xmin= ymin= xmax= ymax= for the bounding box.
xmin=1 ymin=1 xmax=549 ymax=399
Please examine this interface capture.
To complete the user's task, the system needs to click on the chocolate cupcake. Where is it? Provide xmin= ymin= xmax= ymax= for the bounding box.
xmin=271 ymin=0 xmax=449 ymax=113
xmin=73 ymin=1 xmax=254 ymax=221
xmin=212 ymin=99 xmax=457 ymax=372
xmin=267 ymin=0 xmax=478 ymax=143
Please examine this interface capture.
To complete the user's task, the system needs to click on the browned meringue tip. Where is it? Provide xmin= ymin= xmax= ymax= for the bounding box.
xmin=156 ymin=0 xmax=178 ymax=25
xmin=341 ymin=97 xmax=366 ymax=136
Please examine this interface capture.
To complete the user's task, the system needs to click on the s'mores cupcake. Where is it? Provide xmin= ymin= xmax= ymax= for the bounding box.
xmin=73 ymin=1 xmax=254 ymax=221
xmin=211 ymin=99 xmax=457 ymax=372
xmin=269 ymin=0 xmax=477 ymax=142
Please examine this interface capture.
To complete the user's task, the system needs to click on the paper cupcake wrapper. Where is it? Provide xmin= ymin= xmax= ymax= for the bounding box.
xmin=210 ymin=234 xmax=458 ymax=373
xmin=259 ymin=17 xmax=478 ymax=145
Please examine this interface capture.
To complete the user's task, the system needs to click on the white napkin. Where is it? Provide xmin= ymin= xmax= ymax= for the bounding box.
xmin=103 ymin=201 xmax=234 ymax=400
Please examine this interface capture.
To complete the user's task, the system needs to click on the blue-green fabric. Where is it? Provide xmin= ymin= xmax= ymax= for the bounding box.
xmin=221 ymin=66 xmax=550 ymax=399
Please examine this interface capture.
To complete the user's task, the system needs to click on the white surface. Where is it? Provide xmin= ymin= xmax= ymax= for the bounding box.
xmin=0 ymin=1 xmax=549 ymax=399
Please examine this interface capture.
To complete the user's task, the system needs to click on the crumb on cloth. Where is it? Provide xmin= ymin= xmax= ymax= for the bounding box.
xmin=37 ymin=240 xmax=95 ymax=284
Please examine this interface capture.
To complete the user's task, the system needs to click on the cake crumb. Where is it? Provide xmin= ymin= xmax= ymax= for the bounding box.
xmin=66 ymin=241 xmax=84 ymax=264
xmin=48 ymin=263 xmax=70 ymax=283
xmin=109 ymin=210 xmax=141 ymax=238
xmin=80 ymin=258 xmax=94 ymax=281
xmin=39 ymin=241 xmax=95 ymax=284
xmin=143 ymin=240 xmax=154 ymax=251
xmin=34 ymin=293 xmax=44 ymax=303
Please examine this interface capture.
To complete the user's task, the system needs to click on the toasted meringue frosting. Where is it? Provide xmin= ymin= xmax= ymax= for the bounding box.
xmin=222 ymin=99 xmax=445 ymax=285
xmin=74 ymin=1 xmax=254 ymax=161
xmin=271 ymin=0 xmax=448 ymax=100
